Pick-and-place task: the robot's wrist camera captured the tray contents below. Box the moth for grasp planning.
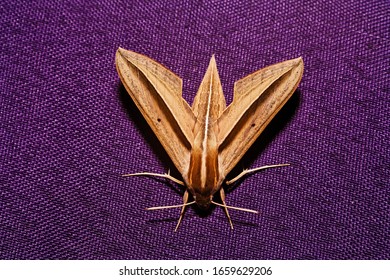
[116,48,304,231]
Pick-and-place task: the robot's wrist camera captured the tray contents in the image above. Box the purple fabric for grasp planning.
[1,1,389,260]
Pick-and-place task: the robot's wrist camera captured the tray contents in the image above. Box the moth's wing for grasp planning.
[217,57,304,176]
[116,48,195,175]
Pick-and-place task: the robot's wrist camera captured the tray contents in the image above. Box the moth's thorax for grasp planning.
[184,124,222,208]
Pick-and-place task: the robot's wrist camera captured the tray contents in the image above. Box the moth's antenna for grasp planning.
[225,164,290,185]
[211,201,258,214]
[122,170,185,186]
[146,201,195,211]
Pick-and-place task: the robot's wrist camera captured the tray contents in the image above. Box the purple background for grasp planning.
[1,1,389,259]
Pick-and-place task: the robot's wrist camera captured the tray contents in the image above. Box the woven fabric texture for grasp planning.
[1,1,389,259]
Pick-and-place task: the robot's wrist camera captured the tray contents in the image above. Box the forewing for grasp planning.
[116,48,196,175]
[217,57,304,176]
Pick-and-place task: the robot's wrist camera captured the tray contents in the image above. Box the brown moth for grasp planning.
[116,48,304,231]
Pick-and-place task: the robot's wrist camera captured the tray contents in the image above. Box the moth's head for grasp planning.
[193,193,213,210]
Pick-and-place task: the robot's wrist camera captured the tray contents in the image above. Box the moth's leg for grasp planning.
[225,164,290,185]
[174,190,189,232]
[220,188,234,229]
[122,170,185,186]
